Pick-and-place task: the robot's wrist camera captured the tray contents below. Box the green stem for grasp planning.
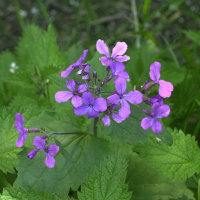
[14,0,25,29]
[51,132,88,136]
[131,0,140,48]
[36,0,52,25]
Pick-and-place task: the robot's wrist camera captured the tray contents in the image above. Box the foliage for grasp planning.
[1,0,200,199]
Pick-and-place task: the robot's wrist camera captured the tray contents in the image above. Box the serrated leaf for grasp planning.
[127,152,195,200]
[78,152,132,200]
[97,103,172,146]
[3,72,34,87]
[14,134,110,194]
[16,24,63,73]
[133,129,200,181]
[0,106,41,174]
[0,187,74,200]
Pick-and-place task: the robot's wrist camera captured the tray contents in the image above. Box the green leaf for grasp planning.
[97,103,172,146]
[127,152,195,200]
[78,152,132,200]
[14,134,110,194]
[133,128,200,181]
[16,24,63,72]
[27,107,87,133]
[0,187,74,200]
[0,106,41,174]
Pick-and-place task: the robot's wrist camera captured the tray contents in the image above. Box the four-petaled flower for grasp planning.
[96,39,130,67]
[74,92,107,119]
[28,136,59,168]
[14,113,28,147]
[149,61,173,98]
[55,79,88,107]
[61,49,90,78]
[102,104,124,126]
[141,102,170,134]
[107,78,143,119]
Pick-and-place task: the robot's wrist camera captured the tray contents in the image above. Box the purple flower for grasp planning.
[61,49,90,78]
[149,62,173,98]
[148,94,164,105]
[28,136,59,168]
[141,102,170,134]
[14,113,28,147]
[74,92,107,119]
[110,61,129,82]
[55,79,88,107]
[96,39,130,67]
[102,104,124,126]
[107,78,143,119]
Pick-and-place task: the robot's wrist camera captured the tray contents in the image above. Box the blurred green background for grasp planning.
[0,0,200,137]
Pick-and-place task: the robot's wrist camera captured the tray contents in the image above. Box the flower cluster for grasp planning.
[55,39,143,126]
[14,39,174,168]
[141,61,173,133]
[14,113,59,168]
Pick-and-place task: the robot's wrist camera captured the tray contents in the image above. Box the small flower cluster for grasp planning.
[14,113,59,168]
[141,61,173,133]
[14,39,174,168]
[55,39,143,126]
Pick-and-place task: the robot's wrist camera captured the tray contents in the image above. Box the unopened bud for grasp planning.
[93,70,97,79]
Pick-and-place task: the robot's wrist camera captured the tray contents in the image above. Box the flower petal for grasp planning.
[102,115,110,126]
[93,97,107,112]
[82,92,95,105]
[74,105,89,116]
[111,113,124,123]
[66,79,76,91]
[111,42,128,58]
[158,80,173,98]
[78,49,89,63]
[77,83,88,93]
[123,90,143,104]
[115,77,127,95]
[149,61,161,82]
[99,56,110,67]
[15,129,28,148]
[115,55,130,62]
[61,65,74,78]
[148,95,163,105]
[110,104,120,110]
[115,62,125,72]
[110,60,116,73]
[107,94,120,104]
[87,108,99,119]
[55,91,73,103]
[72,95,83,107]
[28,149,38,159]
[96,39,110,57]
[118,99,131,119]
[152,103,170,118]
[33,136,46,150]
[48,144,59,156]
[44,153,56,168]
[151,119,162,134]
[14,113,24,132]
[141,117,154,130]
